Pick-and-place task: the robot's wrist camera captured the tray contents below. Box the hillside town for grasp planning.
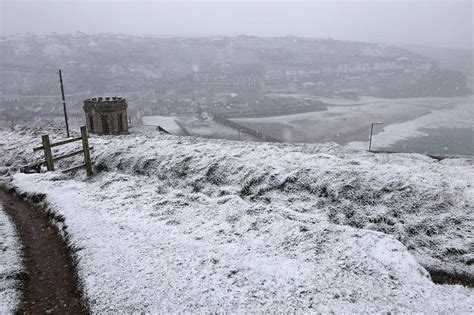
[0,33,469,127]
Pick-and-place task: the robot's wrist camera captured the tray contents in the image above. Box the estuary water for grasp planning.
[379,127,473,156]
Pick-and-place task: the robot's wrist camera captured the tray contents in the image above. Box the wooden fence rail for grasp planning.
[30,126,93,177]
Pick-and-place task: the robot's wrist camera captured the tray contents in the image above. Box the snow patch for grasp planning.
[141,116,184,134]
[0,205,23,314]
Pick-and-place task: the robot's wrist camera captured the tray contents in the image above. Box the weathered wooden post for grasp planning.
[81,126,93,177]
[58,70,70,138]
[41,135,54,171]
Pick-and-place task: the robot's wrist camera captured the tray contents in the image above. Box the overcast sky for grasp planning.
[1,1,472,49]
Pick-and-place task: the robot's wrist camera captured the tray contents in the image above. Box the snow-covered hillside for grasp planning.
[0,126,473,312]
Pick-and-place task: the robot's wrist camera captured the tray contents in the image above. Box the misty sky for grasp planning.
[1,1,472,49]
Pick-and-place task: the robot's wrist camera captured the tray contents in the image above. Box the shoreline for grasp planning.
[229,96,472,147]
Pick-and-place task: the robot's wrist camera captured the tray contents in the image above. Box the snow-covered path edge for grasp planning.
[0,203,23,314]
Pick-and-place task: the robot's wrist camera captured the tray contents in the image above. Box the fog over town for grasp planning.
[0,1,473,314]
[1,0,473,153]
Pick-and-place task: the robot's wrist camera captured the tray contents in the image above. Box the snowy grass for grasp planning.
[0,204,23,314]
[1,126,473,312]
[11,172,473,312]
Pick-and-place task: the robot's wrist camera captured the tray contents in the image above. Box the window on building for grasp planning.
[89,114,94,132]
[118,113,123,131]
[101,114,110,134]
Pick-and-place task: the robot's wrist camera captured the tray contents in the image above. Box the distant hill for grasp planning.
[0,34,469,98]
[401,44,473,77]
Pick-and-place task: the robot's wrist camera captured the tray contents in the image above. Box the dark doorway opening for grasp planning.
[101,114,110,134]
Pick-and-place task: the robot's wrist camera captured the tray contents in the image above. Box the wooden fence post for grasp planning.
[81,126,93,177]
[41,135,54,171]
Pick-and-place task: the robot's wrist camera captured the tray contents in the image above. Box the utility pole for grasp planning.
[369,122,383,151]
[58,69,70,138]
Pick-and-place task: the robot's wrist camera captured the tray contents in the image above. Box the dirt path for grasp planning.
[0,187,87,314]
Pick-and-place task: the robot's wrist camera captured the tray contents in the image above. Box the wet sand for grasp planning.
[232,96,471,145]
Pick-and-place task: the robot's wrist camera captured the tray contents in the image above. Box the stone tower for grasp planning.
[83,97,129,135]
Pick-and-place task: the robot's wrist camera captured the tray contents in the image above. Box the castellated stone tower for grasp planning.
[83,97,128,135]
